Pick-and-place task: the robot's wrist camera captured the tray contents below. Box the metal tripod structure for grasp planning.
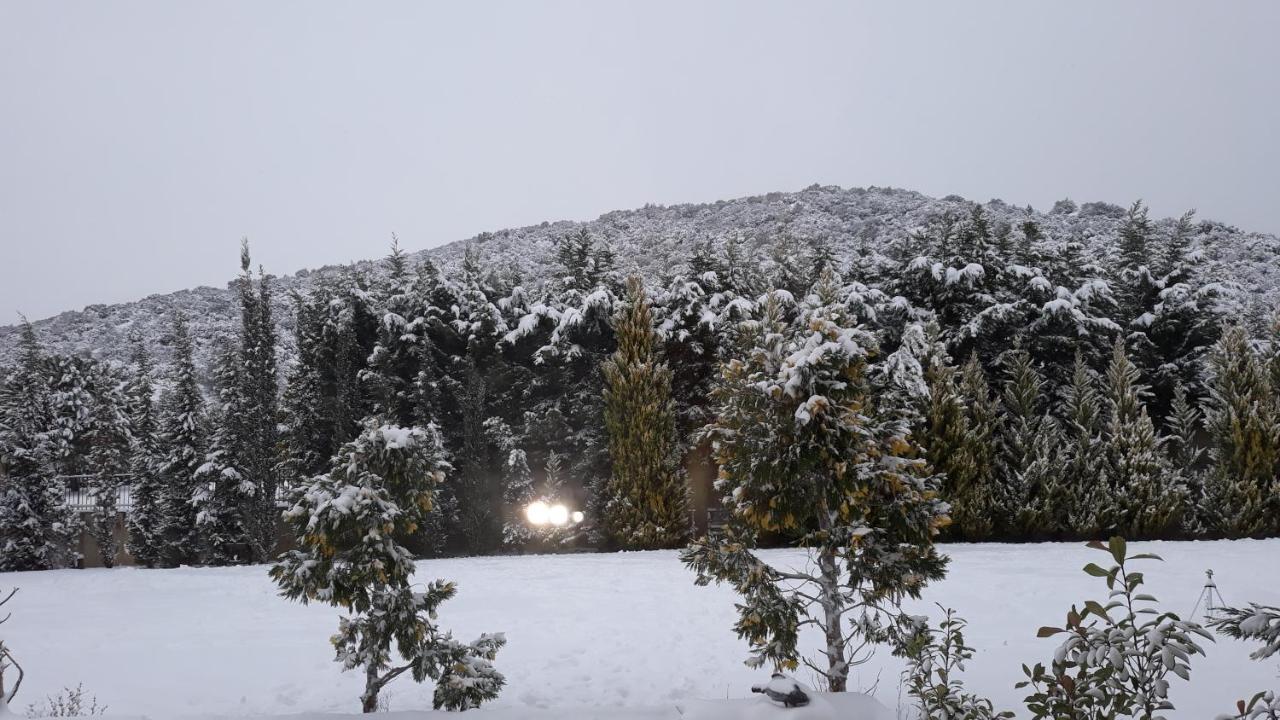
[1190,568,1227,622]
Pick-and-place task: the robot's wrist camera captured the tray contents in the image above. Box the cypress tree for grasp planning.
[998,345,1062,538]
[236,242,281,561]
[953,354,1002,540]
[1057,353,1113,538]
[1201,325,1278,537]
[1101,338,1179,538]
[1165,382,1206,537]
[601,275,688,550]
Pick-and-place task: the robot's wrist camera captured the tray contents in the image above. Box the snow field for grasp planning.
[3,540,1277,718]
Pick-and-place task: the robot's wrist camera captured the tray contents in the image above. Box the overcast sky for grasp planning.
[2,1,1277,322]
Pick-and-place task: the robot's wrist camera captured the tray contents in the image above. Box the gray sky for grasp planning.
[2,1,1278,322]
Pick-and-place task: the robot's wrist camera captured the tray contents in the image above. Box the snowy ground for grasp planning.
[3,540,1278,719]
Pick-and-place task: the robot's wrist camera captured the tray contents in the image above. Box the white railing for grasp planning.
[62,478,135,513]
[60,476,291,514]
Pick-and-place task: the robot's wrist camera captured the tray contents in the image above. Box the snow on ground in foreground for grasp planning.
[4,540,1278,719]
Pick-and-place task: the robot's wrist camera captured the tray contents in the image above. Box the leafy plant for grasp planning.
[1210,603,1280,719]
[1018,537,1212,720]
[895,604,1012,719]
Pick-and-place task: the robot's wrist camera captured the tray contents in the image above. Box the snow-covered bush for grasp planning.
[1017,537,1211,719]
[270,421,505,713]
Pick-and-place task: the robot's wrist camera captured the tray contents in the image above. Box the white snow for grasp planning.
[2,541,1278,719]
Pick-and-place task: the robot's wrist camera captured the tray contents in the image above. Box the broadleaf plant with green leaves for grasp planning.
[1017,536,1212,720]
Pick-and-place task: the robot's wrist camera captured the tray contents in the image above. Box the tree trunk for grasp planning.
[361,666,381,713]
[817,545,849,692]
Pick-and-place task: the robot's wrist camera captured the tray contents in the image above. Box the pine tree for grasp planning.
[270,421,505,713]
[601,275,688,549]
[192,345,255,564]
[683,274,949,692]
[156,311,206,566]
[1100,338,1179,538]
[0,321,79,570]
[124,333,166,567]
[83,360,132,568]
[1201,325,1278,537]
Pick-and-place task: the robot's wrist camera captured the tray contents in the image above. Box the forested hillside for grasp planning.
[2,185,1278,372]
[3,184,1279,572]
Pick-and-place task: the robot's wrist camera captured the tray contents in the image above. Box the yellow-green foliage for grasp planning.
[601,275,688,549]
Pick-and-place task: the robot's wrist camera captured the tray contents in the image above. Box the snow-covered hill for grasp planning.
[3,185,1278,372]
[4,541,1278,719]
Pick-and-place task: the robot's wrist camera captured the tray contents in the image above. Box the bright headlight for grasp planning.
[548,504,569,527]
[525,501,550,526]
[571,511,584,524]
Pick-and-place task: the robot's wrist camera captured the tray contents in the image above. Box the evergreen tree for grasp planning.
[952,354,1003,540]
[1166,382,1206,537]
[1056,353,1113,538]
[123,333,165,566]
[192,345,256,564]
[683,274,949,692]
[270,421,505,713]
[997,345,1063,538]
[1100,338,1179,538]
[1201,325,1278,537]
[601,275,688,549]
[0,321,78,570]
[82,360,132,568]
[156,311,206,566]
[234,242,281,561]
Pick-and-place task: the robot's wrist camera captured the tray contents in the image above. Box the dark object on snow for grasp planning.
[751,673,810,708]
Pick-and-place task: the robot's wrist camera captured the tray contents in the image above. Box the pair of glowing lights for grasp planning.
[525,500,584,527]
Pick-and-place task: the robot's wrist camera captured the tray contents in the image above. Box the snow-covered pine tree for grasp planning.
[234,242,281,561]
[277,290,331,490]
[488,418,536,551]
[683,272,949,692]
[156,311,206,567]
[82,360,132,568]
[1200,325,1279,538]
[1101,338,1180,538]
[363,239,429,427]
[1142,210,1227,417]
[601,275,688,550]
[123,332,166,567]
[505,231,619,546]
[192,344,255,564]
[1056,353,1114,539]
[997,344,1064,539]
[441,246,515,555]
[0,321,78,570]
[270,421,505,713]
